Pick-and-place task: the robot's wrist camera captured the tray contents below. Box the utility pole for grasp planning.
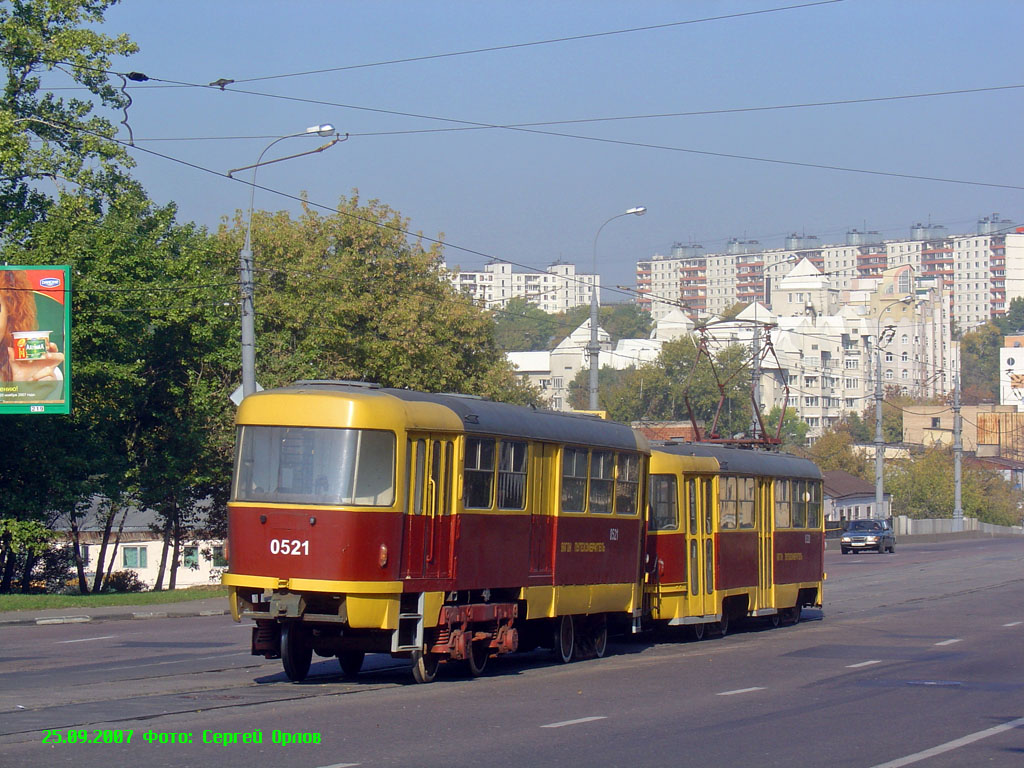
[953,373,963,532]
[874,342,885,517]
[750,322,761,439]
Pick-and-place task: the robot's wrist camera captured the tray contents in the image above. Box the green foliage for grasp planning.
[104,569,146,593]
[885,447,1022,526]
[550,303,652,349]
[803,426,869,479]
[0,0,138,237]
[567,335,751,437]
[959,322,1001,404]
[219,195,537,405]
[994,297,1024,335]
[764,406,810,449]
[492,297,560,351]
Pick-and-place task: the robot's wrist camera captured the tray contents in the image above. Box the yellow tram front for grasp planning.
[223,381,464,680]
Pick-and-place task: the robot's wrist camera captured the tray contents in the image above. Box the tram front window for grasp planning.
[233,426,396,506]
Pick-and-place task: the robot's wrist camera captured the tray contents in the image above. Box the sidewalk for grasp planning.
[0,596,229,627]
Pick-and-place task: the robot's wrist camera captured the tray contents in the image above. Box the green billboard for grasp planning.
[0,266,71,415]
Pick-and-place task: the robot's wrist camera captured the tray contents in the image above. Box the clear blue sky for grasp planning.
[97,0,1023,300]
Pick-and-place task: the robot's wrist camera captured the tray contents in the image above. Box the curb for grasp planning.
[0,607,228,628]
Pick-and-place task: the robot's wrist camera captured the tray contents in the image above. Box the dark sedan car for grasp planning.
[840,519,896,554]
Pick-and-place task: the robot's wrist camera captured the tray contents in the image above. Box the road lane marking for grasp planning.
[717,687,765,696]
[55,635,116,644]
[315,764,360,768]
[846,660,882,668]
[868,716,1024,768]
[934,638,962,646]
[541,716,607,728]
[1004,621,1022,627]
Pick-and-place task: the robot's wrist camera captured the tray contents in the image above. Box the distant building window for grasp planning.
[931,417,941,428]
[212,545,228,568]
[123,546,147,569]
[183,546,199,570]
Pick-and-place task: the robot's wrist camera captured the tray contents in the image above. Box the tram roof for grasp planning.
[652,441,821,480]
[280,381,649,453]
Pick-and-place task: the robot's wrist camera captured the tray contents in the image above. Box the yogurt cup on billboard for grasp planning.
[11,330,51,360]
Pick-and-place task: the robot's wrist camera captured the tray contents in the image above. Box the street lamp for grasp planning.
[874,295,914,518]
[228,125,341,400]
[589,206,646,410]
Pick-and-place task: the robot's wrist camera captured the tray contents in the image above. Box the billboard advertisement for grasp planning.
[0,266,70,415]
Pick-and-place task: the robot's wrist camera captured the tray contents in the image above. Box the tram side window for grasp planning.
[590,451,615,514]
[615,453,641,515]
[774,479,792,528]
[464,437,496,509]
[498,440,528,510]
[648,474,678,531]
[688,479,698,535]
[807,481,822,528]
[738,476,756,529]
[719,476,738,530]
[561,447,588,513]
[792,479,808,528]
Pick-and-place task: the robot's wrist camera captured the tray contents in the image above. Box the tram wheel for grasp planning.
[592,616,608,659]
[689,622,706,642]
[468,640,490,676]
[716,611,730,637]
[786,605,802,624]
[281,623,312,682]
[768,612,782,629]
[555,615,575,663]
[411,649,440,684]
[338,650,364,678]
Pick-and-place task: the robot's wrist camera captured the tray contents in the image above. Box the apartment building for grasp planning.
[636,216,1021,333]
[446,261,596,313]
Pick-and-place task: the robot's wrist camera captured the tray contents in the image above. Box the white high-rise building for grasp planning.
[445,261,596,314]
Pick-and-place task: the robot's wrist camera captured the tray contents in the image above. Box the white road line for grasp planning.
[846,660,882,668]
[315,764,360,768]
[716,687,765,696]
[1004,621,1022,627]
[55,635,116,644]
[868,716,1024,768]
[934,638,962,646]
[541,716,607,729]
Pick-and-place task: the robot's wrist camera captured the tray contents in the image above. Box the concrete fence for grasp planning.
[893,515,1024,537]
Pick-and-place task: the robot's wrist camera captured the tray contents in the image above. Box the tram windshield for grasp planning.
[232,426,396,506]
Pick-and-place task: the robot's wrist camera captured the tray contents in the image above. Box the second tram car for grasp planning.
[223,381,824,682]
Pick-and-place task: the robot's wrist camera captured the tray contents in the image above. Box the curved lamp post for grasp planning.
[228,125,340,400]
[874,295,914,517]
[588,206,646,411]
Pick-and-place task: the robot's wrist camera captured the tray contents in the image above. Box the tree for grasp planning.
[885,447,1022,526]
[803,425,869,479]
[550,303,652,348]
[492,297,559,351]
[764,406,810,449]
[0,0,138,238]
[959,322,1001,404]
[219,195,536,404]
[1,190,238,592]
[994,297,1024,335]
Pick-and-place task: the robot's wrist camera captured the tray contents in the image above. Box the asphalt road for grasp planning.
[1,537,1022,768]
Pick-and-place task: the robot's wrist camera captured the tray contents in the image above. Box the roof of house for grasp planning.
[823,469,876,499]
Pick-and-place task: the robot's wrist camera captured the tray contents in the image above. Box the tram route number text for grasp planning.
[270,538,309,556]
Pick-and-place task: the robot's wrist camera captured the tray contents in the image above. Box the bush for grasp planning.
[104,570,147,593]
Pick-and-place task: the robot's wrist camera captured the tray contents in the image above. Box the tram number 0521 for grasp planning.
[269,539,309,556]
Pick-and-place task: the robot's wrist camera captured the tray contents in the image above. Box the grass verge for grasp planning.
[0,584,227,613]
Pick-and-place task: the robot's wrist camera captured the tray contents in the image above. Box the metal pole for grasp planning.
[953,373,963,532]
[588,207,645,410]
[874,344,884,516]
[230,127,340,400]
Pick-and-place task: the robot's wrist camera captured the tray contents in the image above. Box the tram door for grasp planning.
[402,436,455,581]
[686,476,716,618]
[528,444,555,577]
[756,478,775,612]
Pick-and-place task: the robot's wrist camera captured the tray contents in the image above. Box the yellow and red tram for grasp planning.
[644,443,824,638]
[223,381,824,682]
